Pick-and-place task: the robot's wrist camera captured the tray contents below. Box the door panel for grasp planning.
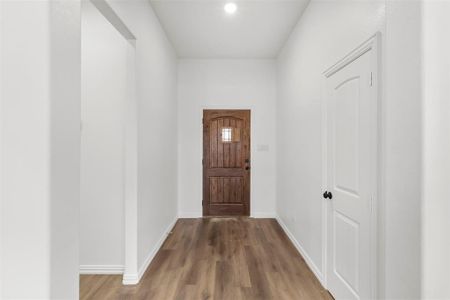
[209,177,244,204]
[334,77,360,195]
[203,110,250,216]
[326,49,374,300]
[334,211,360,294]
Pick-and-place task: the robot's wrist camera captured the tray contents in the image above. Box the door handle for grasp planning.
[245,158,250,170]
[323,191,333,199]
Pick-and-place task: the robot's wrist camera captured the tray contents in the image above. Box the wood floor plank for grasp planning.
[80,218,331,300]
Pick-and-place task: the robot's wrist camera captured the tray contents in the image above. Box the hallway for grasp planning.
[3,0,450,299]
[80,218,331,300]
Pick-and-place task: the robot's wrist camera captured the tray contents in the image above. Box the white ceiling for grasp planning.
[149,0,310,58]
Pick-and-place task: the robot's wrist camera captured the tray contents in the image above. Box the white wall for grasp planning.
[422,1,450,298]
[80,0,129,272]
[277,0,427,298]
[177,59,277,218]
[383,1,423,298]
[0,2,4,296]
[276,0,385,287]
[1,0,80,298]
[105,0,178,281]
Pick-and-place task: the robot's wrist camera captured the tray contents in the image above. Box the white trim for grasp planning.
[320,63,329,286]
[89,0,136,40]
[0,3,3,296]
[369,33,381,300]
[123,39,139,287]
[371,32,382,300]
[122,273,139,285]
[322,32,381,300]
[323,33,379,78]
[80,265,124,275]
[177,212,276,218]
[251,212,277,218]
[178,212,202,218]
[122,217,178,285]
[276,216,326,287]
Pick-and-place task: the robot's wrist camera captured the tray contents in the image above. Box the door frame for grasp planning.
[321,33,382,299]
[202,108,251,217]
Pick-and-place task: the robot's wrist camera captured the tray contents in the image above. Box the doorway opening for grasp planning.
[80,0,138,285]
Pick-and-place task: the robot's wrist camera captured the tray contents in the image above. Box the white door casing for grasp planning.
[323,34,379,300]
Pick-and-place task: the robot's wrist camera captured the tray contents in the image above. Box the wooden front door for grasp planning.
[203,110,250,216]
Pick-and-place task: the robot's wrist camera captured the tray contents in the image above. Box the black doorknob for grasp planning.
[323,191,333,199]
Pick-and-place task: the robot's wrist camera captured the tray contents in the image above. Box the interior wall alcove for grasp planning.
[80,0,139,284]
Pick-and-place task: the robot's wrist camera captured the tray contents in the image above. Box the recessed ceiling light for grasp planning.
[224,2,237,14]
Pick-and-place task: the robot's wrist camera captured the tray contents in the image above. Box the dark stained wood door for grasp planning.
[203,110,250,216]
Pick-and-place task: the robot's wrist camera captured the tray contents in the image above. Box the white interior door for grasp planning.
[325,44,377,300]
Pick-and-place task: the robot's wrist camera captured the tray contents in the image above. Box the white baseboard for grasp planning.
[80,265,124,275]
[122,217,178,285]
[251,212,276,218]
[177,212,277,218]
[178,212,202,218]
[276,215,325,286]
[122,273,139,285]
